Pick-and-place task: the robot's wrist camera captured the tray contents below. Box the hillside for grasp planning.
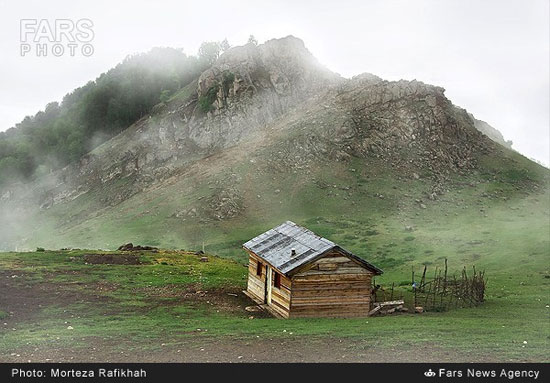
[0,47,206,185]
[0,35,549,363]
[0,36,548,260]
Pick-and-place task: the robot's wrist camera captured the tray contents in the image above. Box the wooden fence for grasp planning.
[412,259,486,311]
[372,259,487,313]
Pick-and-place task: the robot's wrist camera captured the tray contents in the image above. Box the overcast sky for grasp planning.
[0,0,548,165]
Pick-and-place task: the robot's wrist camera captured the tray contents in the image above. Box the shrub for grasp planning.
[36,247,45,252]
[198,84,219,113]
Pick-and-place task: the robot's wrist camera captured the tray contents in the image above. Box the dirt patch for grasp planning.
[136,285,272,317]
[0,272,84,325]
[0,270,118,327]
[83,253,143,265]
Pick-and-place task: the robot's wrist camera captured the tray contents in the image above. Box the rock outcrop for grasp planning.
[189,36,340,148]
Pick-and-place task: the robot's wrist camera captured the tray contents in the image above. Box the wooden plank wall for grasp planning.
[246,253,265,303]
[245,251,292,318]
[268,272,292,319]
[289,251,374,318]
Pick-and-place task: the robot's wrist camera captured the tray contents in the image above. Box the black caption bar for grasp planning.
[1,363,548,382]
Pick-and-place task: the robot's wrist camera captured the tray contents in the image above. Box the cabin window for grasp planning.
[256,261,262,276]
[274,272,281,288]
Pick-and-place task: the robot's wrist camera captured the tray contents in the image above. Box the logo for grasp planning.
[20,19,95,57]
[424,369,436,377]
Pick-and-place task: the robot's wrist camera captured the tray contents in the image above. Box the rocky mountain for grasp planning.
[0,36,547,253]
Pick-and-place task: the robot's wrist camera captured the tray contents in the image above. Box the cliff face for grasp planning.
[0,36,543,251]
[191,36,341,148]
[331,75,492,171]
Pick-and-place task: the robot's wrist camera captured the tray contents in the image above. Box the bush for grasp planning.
[198,84,220,113]
[36,247,45,252]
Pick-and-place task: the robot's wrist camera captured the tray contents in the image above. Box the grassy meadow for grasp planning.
[0,180,548,361]
[0,141,548,361]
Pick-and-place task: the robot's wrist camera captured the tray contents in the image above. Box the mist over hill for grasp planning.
[0,47,207,185]
[0,36,547,253]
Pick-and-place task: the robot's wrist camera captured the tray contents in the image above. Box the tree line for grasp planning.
[0,37,257,186]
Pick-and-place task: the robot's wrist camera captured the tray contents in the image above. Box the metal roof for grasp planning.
[243,221,383,276]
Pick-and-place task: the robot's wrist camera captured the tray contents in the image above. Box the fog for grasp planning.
[0,0,548,165]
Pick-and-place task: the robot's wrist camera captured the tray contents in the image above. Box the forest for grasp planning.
[0,41,227,186]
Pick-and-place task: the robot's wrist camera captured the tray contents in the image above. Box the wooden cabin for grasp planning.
[243,221,383,318]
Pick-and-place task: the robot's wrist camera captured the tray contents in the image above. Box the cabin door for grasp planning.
[266,266,272,305]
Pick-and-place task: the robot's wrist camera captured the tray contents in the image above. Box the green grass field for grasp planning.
[0,180,548,361]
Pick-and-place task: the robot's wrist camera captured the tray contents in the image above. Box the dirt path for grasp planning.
[1,336,499,363]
